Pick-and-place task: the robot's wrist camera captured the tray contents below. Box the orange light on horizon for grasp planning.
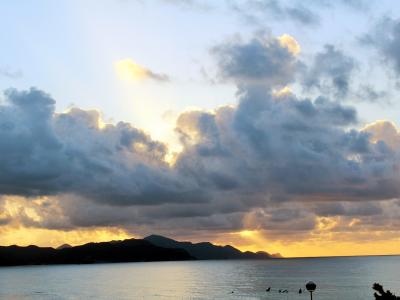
[1,222,399,258]
[0,225,133,248]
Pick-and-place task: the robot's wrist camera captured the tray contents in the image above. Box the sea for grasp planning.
[0,256,399,299]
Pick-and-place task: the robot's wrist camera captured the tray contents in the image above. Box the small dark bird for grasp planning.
[266,287,271,292]
[279,289,282,293]
[299,288,302,294]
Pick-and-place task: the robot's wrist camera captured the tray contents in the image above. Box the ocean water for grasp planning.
[0,256,399,299]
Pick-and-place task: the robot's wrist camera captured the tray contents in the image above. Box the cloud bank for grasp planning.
[1,32,400,250]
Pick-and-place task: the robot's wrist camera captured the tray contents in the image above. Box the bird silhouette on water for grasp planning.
[266,287,290,294]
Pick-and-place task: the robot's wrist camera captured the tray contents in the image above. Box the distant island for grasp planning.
[0,235,280,266]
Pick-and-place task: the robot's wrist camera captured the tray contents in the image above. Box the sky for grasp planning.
[1,0,400,257]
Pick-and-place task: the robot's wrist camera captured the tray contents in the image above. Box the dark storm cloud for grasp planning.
[211,33,300,86]
[0,88,204,206]
[174,85,398,205]
[313,202,383,217]
[302,44,357,98]
[2,32,400,237]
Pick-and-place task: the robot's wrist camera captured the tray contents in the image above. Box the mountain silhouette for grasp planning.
[0,239,193,266]
[0,235,280,266]
[56,244,72,250]
[144,235,278,259]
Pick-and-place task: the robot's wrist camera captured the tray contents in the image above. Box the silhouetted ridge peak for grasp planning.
[144,234,276,260]
[0,238,192,266]
[57,244,72,250]
[0,235,280,266]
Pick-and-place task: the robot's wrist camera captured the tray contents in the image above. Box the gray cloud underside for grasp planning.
[1,32,400,237]
[211,33,300,86]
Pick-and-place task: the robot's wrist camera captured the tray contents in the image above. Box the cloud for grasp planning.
[174,87,398,207]
[228,0,374,28]
[0,88,201,206]
[278,34,301,55]
[159,0,213,10]
[2,32,400,245]
[211,33,301,87]
[362,120,400,150]
[356,85,388,104]
[311,0,373,11]
[147,0,375,31]
[0,67,22,79]
[313,202,383,217]
[361,17,400,77]
[1,84,400,240]
[230,0,320,26]
[302,44,357,98]
[114,59,170,82]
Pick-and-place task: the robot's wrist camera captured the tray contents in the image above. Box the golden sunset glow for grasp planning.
[114,59,150,81]
[210,226,400,258]
[5,2,400,300]
[2,223,400,258]
[273,85,292,97]
[2,1,400,265]
[278,34,301,55]
[361,119,400,149]
[114,58,169,83]
[0,196,132,247]
[0,226,132,248]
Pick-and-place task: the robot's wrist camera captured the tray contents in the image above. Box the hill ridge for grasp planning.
[144,234,279,260]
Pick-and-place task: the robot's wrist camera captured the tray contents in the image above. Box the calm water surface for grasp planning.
[0,256,399,299]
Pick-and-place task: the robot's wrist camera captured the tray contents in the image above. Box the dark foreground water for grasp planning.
[0,256,399,299]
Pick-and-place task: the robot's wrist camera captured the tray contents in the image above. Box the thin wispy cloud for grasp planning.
[0,67,22,79]
[114,59,170,82]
